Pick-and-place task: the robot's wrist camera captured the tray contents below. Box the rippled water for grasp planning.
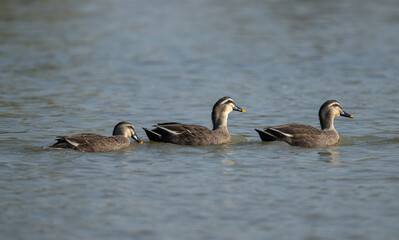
[1,0,399,239]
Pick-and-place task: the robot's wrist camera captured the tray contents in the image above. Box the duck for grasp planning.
[47,122,143,152]
[255,100,353,147]
[143,96,245,145]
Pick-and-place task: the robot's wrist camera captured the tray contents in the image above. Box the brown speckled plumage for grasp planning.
[255,100,353,148]
[143,96,245,146]
[46,122,142,152]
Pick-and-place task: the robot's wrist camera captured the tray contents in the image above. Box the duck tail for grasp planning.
[255,129,277,141]
[143,128,162,142]
[47,136,74,149]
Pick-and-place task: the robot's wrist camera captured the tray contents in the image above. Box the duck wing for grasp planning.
[255,124,307,141]
[50,133,98,148]
[51,133,130,152]
[266,124,321,139]
[63,133,102,147]
[143,122,214,145]
[263,124,338,147]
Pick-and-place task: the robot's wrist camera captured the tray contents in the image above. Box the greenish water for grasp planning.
[1,0,399,239]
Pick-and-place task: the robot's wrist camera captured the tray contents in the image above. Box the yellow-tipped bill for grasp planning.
[340,111,353,118]
[132,134,143,144]
[233,106,245,112]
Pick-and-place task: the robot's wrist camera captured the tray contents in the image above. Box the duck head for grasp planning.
[212,96,245,130]
[319,100,353,130]
[113,122,143,144]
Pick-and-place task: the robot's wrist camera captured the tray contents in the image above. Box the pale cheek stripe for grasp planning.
[219,98,233,105]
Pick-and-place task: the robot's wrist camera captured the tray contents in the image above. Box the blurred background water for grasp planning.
[1,0,399,239]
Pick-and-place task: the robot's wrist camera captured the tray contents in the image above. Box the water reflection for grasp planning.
[221,159,236,166]
[318,147,341,163]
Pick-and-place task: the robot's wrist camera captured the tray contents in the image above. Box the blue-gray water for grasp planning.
[1,0,399,239]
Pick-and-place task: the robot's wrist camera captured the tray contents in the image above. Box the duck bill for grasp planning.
[233,106,246,112]
[340,111,354,118]
[132,134,143,144]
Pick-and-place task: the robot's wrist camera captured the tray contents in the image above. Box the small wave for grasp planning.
[339,135,399,147]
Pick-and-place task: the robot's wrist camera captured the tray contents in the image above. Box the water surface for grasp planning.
[1,0,399,239]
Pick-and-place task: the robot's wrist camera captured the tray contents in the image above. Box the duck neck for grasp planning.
[113,128,128,137]
[212,111,229,132]
[320,113,335,130]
